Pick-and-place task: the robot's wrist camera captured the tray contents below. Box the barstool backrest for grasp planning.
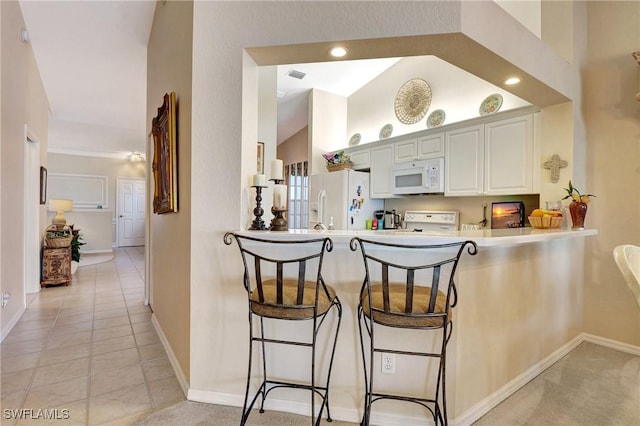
[350,238,477,324]
[224,233,333,308]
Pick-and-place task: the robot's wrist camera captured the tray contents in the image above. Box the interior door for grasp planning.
[118,177,145,247]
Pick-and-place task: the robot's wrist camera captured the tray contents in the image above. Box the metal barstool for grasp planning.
[224,232,342,426]
[350,237,477,425]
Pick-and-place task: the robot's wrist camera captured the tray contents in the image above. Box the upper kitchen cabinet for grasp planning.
[484,114,537,195]
[445,125,484,196]
[445,112,539,196]
[394,132,445,163]
[346,147,371,171]
[370,144,394,198]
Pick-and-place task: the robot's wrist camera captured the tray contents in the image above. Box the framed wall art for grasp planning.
[151,91,178,214]
[40,166,47,205]
[257,142,265,174]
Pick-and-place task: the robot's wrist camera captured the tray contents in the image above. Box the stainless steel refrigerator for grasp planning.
[308,169,383,230]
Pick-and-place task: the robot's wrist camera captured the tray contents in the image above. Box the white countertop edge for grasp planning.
[231,228,598,247]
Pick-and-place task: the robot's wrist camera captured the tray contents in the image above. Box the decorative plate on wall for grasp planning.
[379,124,393,140]
[479,93,503,116]
[349,133,361,146]
[394,78,432,125]
[427,109,446,128]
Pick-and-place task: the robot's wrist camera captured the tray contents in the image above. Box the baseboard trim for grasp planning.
[187,388,433,425]
[452,334,584,426]
[151,314,190,396]
[582,332,640,356]
[1,305,26,342]
[186,333,640,426]
[82,249,113,255]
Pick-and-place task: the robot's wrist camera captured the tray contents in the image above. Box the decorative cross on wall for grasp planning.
[543,154,568,183]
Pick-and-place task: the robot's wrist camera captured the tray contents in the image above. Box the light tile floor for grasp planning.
[1,247,186,425]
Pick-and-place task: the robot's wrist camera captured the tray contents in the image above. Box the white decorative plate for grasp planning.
[479,93,503,115]
[427,109,446,128]
[394,78,432,125]
[349,133,361,146]
[379,124,393,140]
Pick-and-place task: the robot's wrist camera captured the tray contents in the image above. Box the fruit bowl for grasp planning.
[528,215,563,229]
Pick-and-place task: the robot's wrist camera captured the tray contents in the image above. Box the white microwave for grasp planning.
[391,158,445,195]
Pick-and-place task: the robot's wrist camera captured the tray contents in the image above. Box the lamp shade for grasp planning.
[49,199,73,213]
[49,199,73,229]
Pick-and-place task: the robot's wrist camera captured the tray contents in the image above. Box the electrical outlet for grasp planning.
[381,353,396,374]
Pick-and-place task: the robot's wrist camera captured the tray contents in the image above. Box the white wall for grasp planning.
[347,56,530,147]
[309,89,348,174]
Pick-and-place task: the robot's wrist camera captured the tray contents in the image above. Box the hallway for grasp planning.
[1,247,185,425]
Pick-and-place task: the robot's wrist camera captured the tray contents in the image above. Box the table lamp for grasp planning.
[49,199,73,229]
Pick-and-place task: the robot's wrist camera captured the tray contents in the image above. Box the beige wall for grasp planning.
[146,0,193,381]
[186,1,583,421]
[45,153,145,252]
[583,1,640,345]
[1,1,49,336]
[277,126,308,166]
[47,153,146,212]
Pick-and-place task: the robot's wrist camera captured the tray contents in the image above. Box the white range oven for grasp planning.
[403,210,459,232]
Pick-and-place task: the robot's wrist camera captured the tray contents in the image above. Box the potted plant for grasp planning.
[562,180,595,230]
[69,224,85,274]
[322,151,353,172]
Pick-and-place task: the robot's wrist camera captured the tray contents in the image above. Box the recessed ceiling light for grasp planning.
[504,77,521,85]
[330,47,348,58]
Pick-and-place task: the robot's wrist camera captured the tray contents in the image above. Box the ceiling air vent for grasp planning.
[287,69,306,80]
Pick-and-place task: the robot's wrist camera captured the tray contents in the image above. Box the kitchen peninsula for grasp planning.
[233,226,597,423]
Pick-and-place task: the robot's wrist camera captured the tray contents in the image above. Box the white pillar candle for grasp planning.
[270,159,283,181]
[273,184,287,209]
[252,174,265,187]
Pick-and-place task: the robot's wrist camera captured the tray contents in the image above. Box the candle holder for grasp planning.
[270,178,284,185]
[270,207,288,231]
[249,185,268,230]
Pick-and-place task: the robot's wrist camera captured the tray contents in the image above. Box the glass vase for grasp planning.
[569,201,588,230]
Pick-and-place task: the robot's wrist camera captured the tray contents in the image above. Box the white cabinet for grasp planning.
[348,148,371,170]
[394,132,445,163]
[394,138,418,163]
[370,145,394,199]
[445,125,484,196]
[417,132,445,158]
[484,114,535,195]
[445,113,537,196]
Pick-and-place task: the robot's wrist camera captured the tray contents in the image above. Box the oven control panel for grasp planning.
[403,210,459,231]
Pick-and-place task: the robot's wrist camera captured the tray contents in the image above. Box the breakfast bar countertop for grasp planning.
[236,227,598,247]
